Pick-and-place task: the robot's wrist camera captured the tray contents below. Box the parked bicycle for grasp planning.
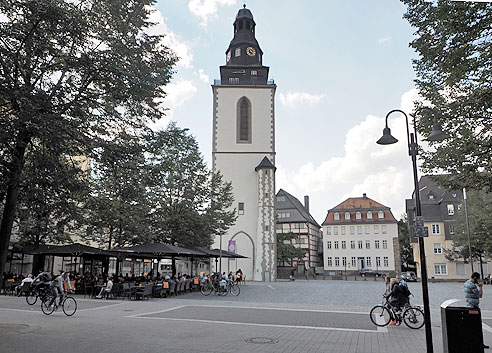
[41,290,77,316]
[200,273,240,297]
[369,294,424,329]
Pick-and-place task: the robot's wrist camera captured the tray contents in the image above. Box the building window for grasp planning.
[378,211,384,219]
[383,257,389,267]
[367,211,373,219]
[447,204,455,216]
[351,241,355,249]
[334,227,338,235]
[351,257,356,267]
[334,241,339,249]
[335,257,340,267]
[327,257,332,267]
[356,212,362,220]
[326,227,331,235]
[432,224,441,234]
[238,202,244,215]
[434,263,448,275]
[277,212,291,218]
[365,226,370,234]
[434,243,442,254]
[375,240,380,249]
[350,226,355,235]
[456,262,466,275]
[449,224,455,235]
[374,225,379,234]
[376,257,381,267]
[235,47,241,56]
[357,226,362,234]
[229,77,239,84]
[342,257,347,266]
[382,225,387,234]
[334,212,340,221]
[341,241,346,249]
[251,70,257,76]
[276,196,285,202]
[358,241,363,249]
[345,212,350,220]
[327,241,332,249]
[237,97,251,143]
[366,257,372,267]
[382,240,387,249]
[366,240,370,249]
[341,226,346,235]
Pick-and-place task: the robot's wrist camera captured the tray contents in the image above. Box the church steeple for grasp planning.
[220,5,269,85]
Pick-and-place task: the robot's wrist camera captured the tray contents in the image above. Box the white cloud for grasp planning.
[278,91,326,108]
[188,0,236,26]
[276,88,427,223]
[150,79,198,130]
[147,7,193,68]
[378,36,392,45]
[197,69,210,83]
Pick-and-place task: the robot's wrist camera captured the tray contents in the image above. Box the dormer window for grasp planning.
[251,70,257,76]
[356,212,361,220]
[344,212,350,220]
[378,211,384,219]
[367,211,373,219]
[334,213,340,221]
[235,48,241,57]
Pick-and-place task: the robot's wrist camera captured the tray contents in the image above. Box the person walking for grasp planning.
[464,272,489,349]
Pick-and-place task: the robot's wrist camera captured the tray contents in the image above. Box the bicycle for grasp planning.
[369,294,424,329]
[41,290,77,316]
[200,273,239,296]
[26,282,51,306]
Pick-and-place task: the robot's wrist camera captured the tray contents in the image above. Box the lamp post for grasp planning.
[463,187,474,273]
[377,107,448,353]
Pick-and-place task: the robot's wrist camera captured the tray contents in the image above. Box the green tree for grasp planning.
[443,188,492,274]
[0,0,177,276]
[402,0,492,190]
[146,124,236,247]
[85,132,152,249]
[398,214,414,270]
[276,232,306,266]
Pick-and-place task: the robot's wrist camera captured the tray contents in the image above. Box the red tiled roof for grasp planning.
[322,196,397,225]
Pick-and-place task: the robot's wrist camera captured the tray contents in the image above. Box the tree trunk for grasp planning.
[0,128,30,278]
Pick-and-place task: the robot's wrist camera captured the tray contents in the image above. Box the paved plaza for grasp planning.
[1,280,491,352]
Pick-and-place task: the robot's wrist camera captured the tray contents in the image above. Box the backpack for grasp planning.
[39,272,52,282]
[401,284,411,297]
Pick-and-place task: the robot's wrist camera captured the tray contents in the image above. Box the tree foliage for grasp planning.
[0,0,177,275]
[443,187,492,263]
[398,214,414,269]
[276,232,306,265]
[402,0,492,190]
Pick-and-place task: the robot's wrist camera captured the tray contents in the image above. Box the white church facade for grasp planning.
[211,6,277,281]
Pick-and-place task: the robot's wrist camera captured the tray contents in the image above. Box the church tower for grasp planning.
[212,5,276,281]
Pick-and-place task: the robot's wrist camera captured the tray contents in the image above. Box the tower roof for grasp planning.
[236,5,253,20]
[255,156,276,171]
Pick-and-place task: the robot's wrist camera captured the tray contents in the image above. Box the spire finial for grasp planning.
[243,3,246,9]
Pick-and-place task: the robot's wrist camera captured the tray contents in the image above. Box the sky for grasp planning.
[150,0,436,225]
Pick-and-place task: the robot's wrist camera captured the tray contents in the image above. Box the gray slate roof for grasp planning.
[275,189,321,228]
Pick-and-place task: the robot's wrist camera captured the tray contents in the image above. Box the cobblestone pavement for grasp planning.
[0,280,490,353]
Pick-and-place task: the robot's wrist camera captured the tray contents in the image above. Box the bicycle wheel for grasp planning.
[26,291,37,305]
[62,296,77,316]
[200,282,213,296]
[229,283,240,296]
[369,305,391,327]
[403,307,425,329]
[40,294,55,315]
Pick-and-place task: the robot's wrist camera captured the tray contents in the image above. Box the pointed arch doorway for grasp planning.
[229,231,255,280]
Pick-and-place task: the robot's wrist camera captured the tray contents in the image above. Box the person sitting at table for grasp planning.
[96,277,113,299]
[15,274,33,296]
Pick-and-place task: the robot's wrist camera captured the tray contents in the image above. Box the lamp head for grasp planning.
[425,122,449,142]
[377,127,398,145]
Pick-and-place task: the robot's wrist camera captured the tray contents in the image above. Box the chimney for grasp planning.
[363,193,367,199]
[304,195,310,213]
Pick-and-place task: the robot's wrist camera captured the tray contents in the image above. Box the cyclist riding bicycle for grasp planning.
[385,277,408,312]
[48,272,71,308]
[32,269,53,295]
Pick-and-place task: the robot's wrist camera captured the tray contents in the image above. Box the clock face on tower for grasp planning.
[246,47,256,56]
[226,51,231,62]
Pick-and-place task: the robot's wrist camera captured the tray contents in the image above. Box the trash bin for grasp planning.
[441,299,484,353]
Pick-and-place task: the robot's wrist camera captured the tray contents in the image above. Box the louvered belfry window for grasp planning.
[238,97,251,143]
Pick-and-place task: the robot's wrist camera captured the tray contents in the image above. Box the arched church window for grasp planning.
[237,97,251,143]
[239,21,243,30]
[246,21,250,30]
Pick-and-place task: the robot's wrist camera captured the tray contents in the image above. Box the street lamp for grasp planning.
[377,107,448,353]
